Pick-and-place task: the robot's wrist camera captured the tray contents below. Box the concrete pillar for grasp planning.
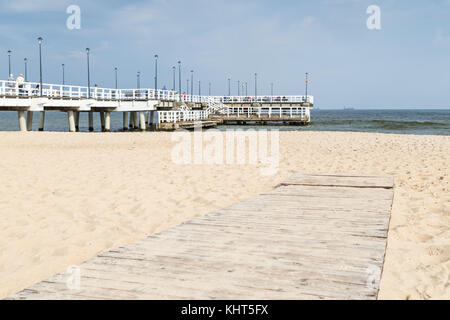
[123,112,129,131]
[75,111,80,132]
[133,112,139,129]
[18,110,26,132]
[39,111,45,131]
[129,112,134,129]
[67,111,76,132]
[139,112,146,131]
[105,112,111,132]
[88,112,94,132]
[149,111,156,131]
[26,111,33,131]
[100,111,105,132]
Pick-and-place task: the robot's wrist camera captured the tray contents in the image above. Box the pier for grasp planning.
[0,80,313,132]
[9,173,393,300]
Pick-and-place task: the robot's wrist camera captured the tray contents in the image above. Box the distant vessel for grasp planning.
[343,106,355,111]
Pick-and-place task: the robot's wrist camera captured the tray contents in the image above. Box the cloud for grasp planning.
[433,28,450,45]
[300,16,316,27]
[0,0,71,12]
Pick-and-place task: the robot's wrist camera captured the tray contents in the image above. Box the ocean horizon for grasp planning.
[0,109,448,136]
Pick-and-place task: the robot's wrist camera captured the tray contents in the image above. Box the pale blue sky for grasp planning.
[1,0,450,108]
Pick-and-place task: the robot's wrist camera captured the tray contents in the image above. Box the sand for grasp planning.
[0,131,448,300]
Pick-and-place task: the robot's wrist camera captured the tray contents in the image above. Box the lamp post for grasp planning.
[190,70,193,98]
[270,82,273,97]
[38,38,43,97]
[305,72,309,102]
[187,79,189,95]
[137,71,141,89]
[7,50,11,77]
[62,64,65,85]
[172,66,176,91]
[178,61,181,96]
[198,80,201,96]
[86,47,90,98]
[237,80,240,96]
[114,67,118,90]
[228,78,230,96]
[254,73,257,101]
[24,58,28,82]
[154,54,158,90]
[245,82,248,96]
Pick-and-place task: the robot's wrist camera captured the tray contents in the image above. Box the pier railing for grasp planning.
[158,110,210,123]
[0,79,313,105]
[181,95,313,104]
[223,106,310,119]
[0,80,178,101]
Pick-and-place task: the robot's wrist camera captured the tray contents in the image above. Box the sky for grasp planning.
[0,0,450,108]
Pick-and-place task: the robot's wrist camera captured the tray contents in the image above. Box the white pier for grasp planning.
[0,80,314,132]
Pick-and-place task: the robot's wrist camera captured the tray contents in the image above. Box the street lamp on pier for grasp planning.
[137,71,141,89]
[24,58,28,82]
[305,72,309,102]
[172,66,176,91]
[37,38,43,97]
[178,61,181,96]
[154,54,158,90]
[114,67,118,90]
[7,50,12,77]
[62,64,65,85]
[190,70,193,97]
[86,47,91,98]
[254,73,258,101]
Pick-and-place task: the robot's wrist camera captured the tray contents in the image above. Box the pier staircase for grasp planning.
[206,100,227,115]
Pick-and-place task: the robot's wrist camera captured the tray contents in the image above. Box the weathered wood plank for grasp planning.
[9,173,393,300]
[281,173,394,188]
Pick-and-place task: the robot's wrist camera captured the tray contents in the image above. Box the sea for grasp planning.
[0,109,448,136]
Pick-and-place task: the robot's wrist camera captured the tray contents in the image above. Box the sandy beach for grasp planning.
[0,131,448,299]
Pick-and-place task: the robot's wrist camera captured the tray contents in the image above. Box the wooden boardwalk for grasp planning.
[10,173,394,300]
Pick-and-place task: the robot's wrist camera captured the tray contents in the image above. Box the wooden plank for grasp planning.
[281,173,394,188]
[8,173,393,300]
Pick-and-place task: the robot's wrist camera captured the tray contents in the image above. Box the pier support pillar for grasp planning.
[139,112,146,131]
[105,112,111,132]
[26,111,33,131]
[67,111,76,132]
[129,112,134,129]
[75,112,80,132]
[148,111,156,131]
[133,112,139,130]
[18,111,27,132]
[123,112,129,131]
[39,111,45,131]
[100,112,105,132]
[88,112,94,132]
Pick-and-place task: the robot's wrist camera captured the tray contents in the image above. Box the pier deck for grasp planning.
[9,173,393,300]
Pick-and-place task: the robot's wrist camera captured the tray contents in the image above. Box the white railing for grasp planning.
[181,95,314,104]
[0,80,178,101]
[206,101,227,114]
[0,79,313,105]
[223,106,310,119]
[158,110,210,123]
